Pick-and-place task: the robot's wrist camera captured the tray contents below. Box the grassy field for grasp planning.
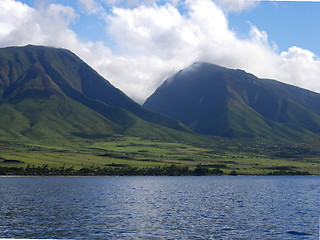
[0,136,320,175]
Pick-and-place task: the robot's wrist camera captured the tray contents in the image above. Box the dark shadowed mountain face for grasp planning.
[0,45,187,142]
[144,62,320,142]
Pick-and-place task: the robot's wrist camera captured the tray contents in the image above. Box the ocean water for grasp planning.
[0,176,319,239]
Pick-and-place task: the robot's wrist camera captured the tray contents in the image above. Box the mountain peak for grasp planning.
[144,62,320,142]
[0,45,188,142]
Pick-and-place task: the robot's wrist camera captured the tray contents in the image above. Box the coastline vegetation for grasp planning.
[0,136,319,176]
[0,164,224,176]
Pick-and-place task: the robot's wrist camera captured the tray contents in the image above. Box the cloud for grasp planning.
[0,0,79,47]
[101,0,180,7]
[266,0,320,1]
[78,0,101,13]
[215,0,320,12]
[77,0,109,17]
[215,0,258,12]
[277,47,320,93]
[0,0,31,37]
[1,0,320,103]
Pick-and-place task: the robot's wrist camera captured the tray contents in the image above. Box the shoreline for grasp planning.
[0,163,314,176]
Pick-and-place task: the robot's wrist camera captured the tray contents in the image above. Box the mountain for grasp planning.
[144,62,320,142]
[0,45,187,143]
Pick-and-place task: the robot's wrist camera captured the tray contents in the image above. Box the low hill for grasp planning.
[144,62,320,142]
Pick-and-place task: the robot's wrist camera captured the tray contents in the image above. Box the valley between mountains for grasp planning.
[0,45,319,175]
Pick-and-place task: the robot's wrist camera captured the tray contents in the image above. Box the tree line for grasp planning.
[0,164,223,176]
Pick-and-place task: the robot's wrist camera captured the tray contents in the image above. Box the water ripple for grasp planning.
[0,176,319,239]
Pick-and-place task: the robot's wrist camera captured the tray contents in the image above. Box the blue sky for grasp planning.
[229,1,320,56]
[1,0,320,103]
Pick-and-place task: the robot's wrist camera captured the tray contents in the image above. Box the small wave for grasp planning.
[221,228,234,231]
[287,231,311,236]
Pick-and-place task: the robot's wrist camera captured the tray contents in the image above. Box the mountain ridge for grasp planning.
[0,45,189,143]
[2,45,320,144]
[144,62,320,142]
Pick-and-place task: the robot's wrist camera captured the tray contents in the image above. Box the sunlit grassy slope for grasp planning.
[0,45,187,134]
[1,137,319,175]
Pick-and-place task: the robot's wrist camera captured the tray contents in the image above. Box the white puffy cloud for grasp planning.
[0,0,34,40]
[281,46,315,61]
[0,0,79,48]
[109,4,186,57]
[277,47,320,93]
[1,0,320,104]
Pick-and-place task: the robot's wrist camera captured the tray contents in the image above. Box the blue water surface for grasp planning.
[0,176,319,239]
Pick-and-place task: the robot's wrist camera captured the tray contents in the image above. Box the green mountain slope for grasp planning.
[0,45,188,144]
[144,62,320,142]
